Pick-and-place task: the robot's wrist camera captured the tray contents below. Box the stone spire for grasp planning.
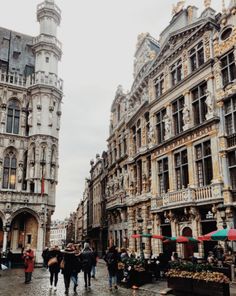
[204,0,211,8]
[222,0,227,13]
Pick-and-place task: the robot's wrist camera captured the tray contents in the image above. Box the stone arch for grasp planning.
[9,208,40,252]
[182,226,194,259]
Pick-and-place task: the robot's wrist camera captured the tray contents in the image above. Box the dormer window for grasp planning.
[221,27,233,41]
[170,59,182,86]
[189,41,204,72]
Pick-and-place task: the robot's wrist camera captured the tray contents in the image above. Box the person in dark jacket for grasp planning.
[104,245,120,291]
[91,247,98,278]
[61,243,76,295]
[42,247,49,268]
[7,248,13,269]
[71,244,82,293]
[47,245,62,291]
[79,242,94,289]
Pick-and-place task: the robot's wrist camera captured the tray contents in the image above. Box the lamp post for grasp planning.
[137,214,144,261]
[217,203,227,251]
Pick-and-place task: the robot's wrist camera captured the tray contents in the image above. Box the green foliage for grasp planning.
[169,261,213,272]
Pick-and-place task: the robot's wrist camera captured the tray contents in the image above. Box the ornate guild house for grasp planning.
[0,0,63,264]
[81,0,236,260]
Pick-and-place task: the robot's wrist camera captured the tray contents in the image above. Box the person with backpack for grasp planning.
[104,245,120,291]
[79,242,94,289]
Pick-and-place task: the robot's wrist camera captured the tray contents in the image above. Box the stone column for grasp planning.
[183,91,192,131]
[151,157,157,196]
[206,76,215,120]
[127,207,135,251]
[164,104,172,141]
[187,144,195,187]
[168,152,174,191]
[2,230,8,253]
[220,151,232,204]
[211,136,221,183]
[36,226,44,264]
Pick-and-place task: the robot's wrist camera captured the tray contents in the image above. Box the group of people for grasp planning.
[42,242,98,294]
[207,245,235,267]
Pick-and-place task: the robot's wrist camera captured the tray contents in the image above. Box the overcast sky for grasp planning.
[1,0,226,219]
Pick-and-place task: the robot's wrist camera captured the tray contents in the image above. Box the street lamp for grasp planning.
[137,214,144,261]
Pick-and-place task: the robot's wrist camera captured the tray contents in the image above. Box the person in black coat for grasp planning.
[104,245,120,291]
[61,243,76,295]
[79,243,95,289]
[47,245,62,291]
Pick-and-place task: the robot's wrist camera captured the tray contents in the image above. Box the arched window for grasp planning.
[6,99,20,134]
[3,151,17,189]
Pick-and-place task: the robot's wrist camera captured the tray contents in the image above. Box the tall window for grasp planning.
[221,51,236,87]
[156,108,166,144]
[175,149,189,189]
[189,42,204,72]
[172,96,184,135]
[155,74,164,98]
[195,141,213,186]
[171,59,182,86]
[228,150,236,190]
[6,99,20,134]
[3,151,17,189]
[158,157,169,194]
[224,96,236,135]
[191,82,207,125]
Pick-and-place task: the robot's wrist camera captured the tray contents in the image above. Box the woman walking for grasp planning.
[71,244,82,293]
[104,245,120,291]
[22,244,35,284]
[62,243,76,295]
[80,242,94,289]
[47,245,62,291]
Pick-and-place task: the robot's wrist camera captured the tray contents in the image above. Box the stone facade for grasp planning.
[77,1,236,260]
[50,220,67,248]
[0,0,63,264]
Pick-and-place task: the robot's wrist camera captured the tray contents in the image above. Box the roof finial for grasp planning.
[204,0,211,9]
[172,1,185,16]
[222,0,227,13]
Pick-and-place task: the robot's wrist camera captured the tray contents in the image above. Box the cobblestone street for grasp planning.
[0,262,163,296]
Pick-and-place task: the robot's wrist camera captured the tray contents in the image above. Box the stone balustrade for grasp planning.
[0,190,45,204]
[152,184,223,210]
[106,193,126,210]
[33,34,62,50]
[0,70,63,91]
[37,1,61,15]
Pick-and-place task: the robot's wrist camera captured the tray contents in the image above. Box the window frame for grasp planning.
[189,41,204,72]
[228,150,236,190]
[172,96,184,135]
[2,151,17,189]
[6,99,20,134]
[224,96,236,135]
[191,82,207,125]
[156,108,166,144]
[174,149,189,190]
[157,157,169,194]
[170,59,182,87]
[221,51,236,87]
[154,73,164,99]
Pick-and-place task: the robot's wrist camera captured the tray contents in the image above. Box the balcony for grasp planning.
[151,184,223,211]
[0,190,46,205]
[106,193,126,210]
[33,35,62,51]
[0,70,63,91]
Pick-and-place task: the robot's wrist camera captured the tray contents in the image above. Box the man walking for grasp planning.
[80,243,94,289]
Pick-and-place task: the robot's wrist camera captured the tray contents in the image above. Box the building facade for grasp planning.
[0,0,63,264]
[50,220,67,248]
[75,0,236,260]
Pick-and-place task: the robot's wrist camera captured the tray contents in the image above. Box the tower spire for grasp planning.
[222,0,227,13]
[204,0,211,9]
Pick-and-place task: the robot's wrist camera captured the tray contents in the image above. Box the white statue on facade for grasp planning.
[124,170,129,191]
[29,163,35,179]
[204,0,211,8]
[1,107,6,124]
[37,109,41,125]
[27,111,33,127]
[183,104,190,125]
[205,91,214,117]
[148,125,155,144]
[172,1,185,15]
[163,114,171,136]
[141,87,149,103]
[18,165,23,182]
[119,174,124,189]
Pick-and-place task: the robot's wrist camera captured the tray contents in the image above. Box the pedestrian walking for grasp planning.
[80,242,94,289]
[47,245,62,291]
[42,247,49,268]
[22,244,35,284]
[104,245,120,291]
[71,244,82,293]
[61,243,76,295]
[91,247,98,279]
[6,248,13,269]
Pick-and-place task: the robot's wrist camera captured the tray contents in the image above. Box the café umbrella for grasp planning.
[198,228,236,241]
[163,236,199,243]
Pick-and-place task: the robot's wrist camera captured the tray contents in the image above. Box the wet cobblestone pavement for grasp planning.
[0,262,160,296]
